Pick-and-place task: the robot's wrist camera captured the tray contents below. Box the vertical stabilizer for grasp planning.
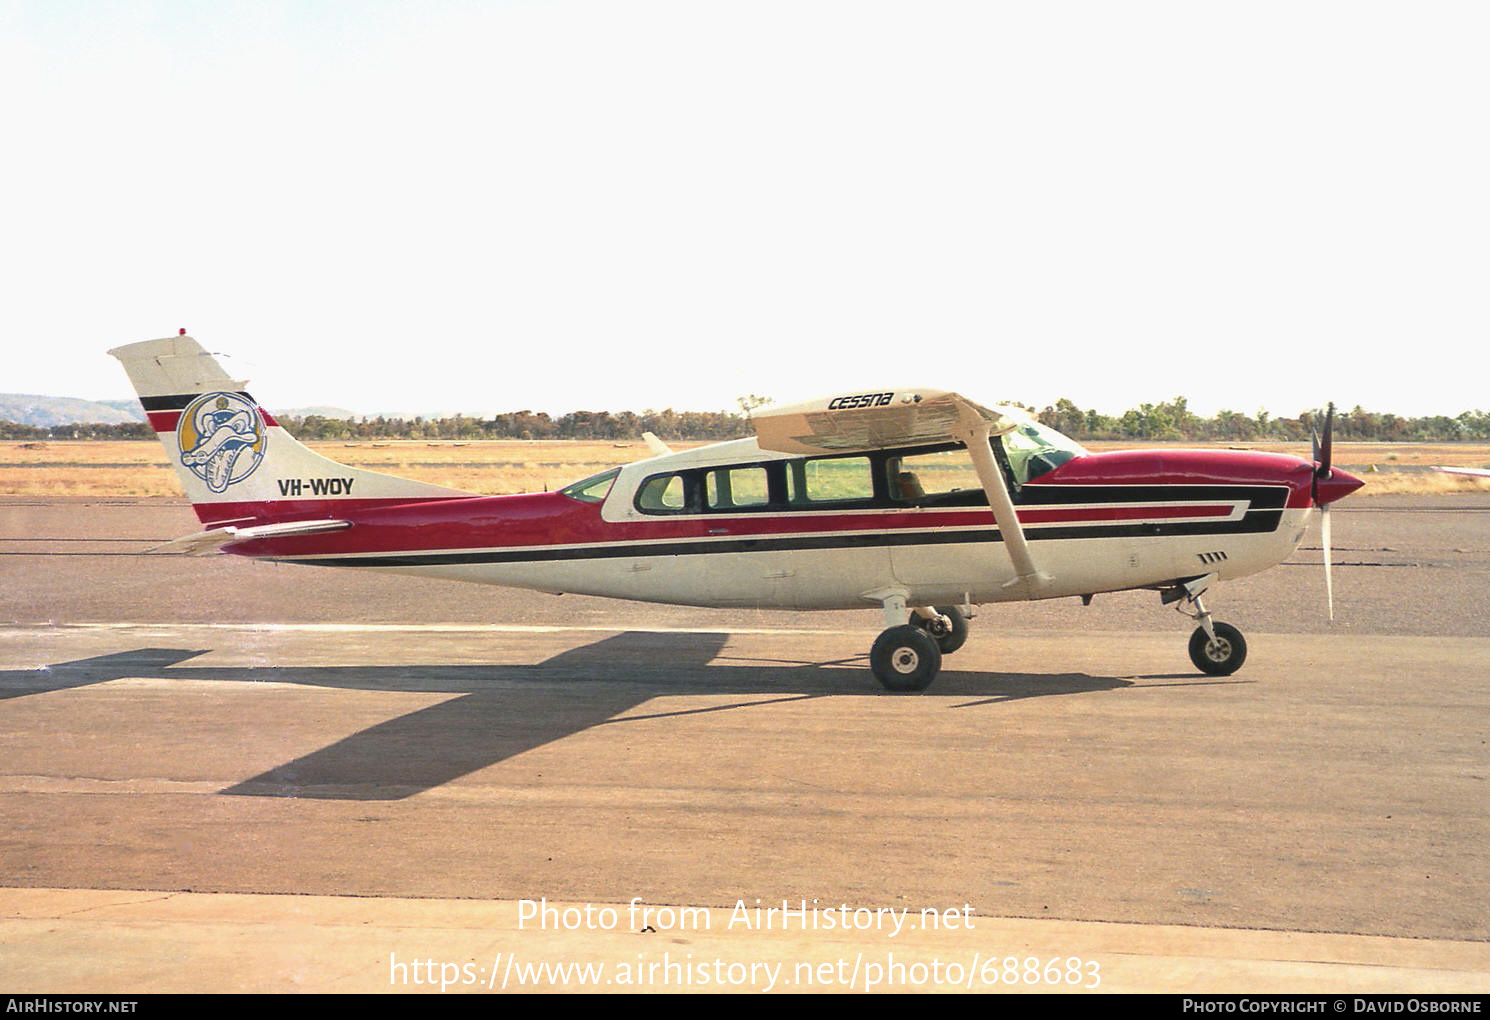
[110,335,476,527]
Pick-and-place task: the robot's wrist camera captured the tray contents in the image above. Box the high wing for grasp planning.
[751,388,1017,455]
[1434,465,1490,478]
[752,388,1050,595]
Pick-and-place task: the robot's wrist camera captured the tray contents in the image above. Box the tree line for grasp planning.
[5,398,1489,443]
[1034,398,1490,443]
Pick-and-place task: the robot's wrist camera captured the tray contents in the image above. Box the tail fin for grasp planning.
[110,335,476,528]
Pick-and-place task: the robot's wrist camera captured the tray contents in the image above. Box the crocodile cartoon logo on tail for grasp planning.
[178,391,267,492]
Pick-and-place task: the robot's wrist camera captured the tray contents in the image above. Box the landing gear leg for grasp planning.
[1171,576,1247,676]
[868,591,942,692]
[909,605,970,654]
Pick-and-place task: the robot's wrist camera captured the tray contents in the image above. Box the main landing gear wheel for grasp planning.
[1188,622,1247,676]
[910,606,969,654]
[870,625,943,692]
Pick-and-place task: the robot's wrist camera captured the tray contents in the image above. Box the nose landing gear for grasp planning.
[1168,575,1248,676]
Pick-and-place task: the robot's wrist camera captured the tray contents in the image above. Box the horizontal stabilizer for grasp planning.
[642,431,674,456]
[149,519,352,555]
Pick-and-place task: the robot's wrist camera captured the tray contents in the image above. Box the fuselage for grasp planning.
[229,436,1362,611]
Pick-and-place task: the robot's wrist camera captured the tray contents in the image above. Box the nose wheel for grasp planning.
[1188,621,1247,675]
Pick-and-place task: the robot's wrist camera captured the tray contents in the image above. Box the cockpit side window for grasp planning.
[886,446,981,505]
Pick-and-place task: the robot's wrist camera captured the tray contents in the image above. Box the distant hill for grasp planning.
[95,399,151,418]
[276,406,361,420]
[0,394,145,427]
[0,395,369,427]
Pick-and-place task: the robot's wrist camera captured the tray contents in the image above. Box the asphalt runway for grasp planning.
[2,495,1488,993]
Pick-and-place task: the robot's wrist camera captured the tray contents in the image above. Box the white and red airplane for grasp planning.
[111,334,1364,691]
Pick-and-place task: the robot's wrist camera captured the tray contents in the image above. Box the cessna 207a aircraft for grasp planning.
[111,334,1364,691]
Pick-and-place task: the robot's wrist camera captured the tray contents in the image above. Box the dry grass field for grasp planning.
[2,438,1487,498]
[0,439,708,498]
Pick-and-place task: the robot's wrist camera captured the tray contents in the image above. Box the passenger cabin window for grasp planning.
[635,444,1063,516]
[787,456,875,505]
[706,465,770,509]
[636,473,688,513]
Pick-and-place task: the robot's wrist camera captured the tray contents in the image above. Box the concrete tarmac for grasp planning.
[2,496,1488,993]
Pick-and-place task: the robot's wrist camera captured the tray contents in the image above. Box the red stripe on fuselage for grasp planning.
[1018,503,1235,525]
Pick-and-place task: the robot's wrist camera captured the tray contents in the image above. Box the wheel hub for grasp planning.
[892,648,920,673]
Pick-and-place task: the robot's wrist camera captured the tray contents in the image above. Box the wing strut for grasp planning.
[953,399,1049,598]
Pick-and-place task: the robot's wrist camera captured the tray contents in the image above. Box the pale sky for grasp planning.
[3,1,1486,419]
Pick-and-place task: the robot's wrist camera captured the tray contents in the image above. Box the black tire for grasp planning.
[1188,622,1247,676]
[870,625,943,692]
[909,606,969,654]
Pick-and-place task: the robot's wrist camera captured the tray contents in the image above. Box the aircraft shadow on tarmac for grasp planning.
[3,632,1150,802]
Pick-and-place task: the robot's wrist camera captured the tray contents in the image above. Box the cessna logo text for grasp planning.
[828,392,894,410]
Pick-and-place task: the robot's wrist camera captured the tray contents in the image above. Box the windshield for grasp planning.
[559,467,619,503]
[1000,419,1087,485]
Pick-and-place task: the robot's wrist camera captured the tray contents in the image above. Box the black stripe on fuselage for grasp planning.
[140,391,256,411]
[270,485,1290,569]
[1020,484,1287,507]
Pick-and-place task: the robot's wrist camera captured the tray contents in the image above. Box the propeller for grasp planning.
[1311,403,1336,620]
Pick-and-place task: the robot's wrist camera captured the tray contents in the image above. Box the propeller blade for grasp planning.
[1322,504,1334,621]
[1312,402,1335,506]
[1311,427,1320,504]
[1311,403,1338,619]
[1319,402,1335,477]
